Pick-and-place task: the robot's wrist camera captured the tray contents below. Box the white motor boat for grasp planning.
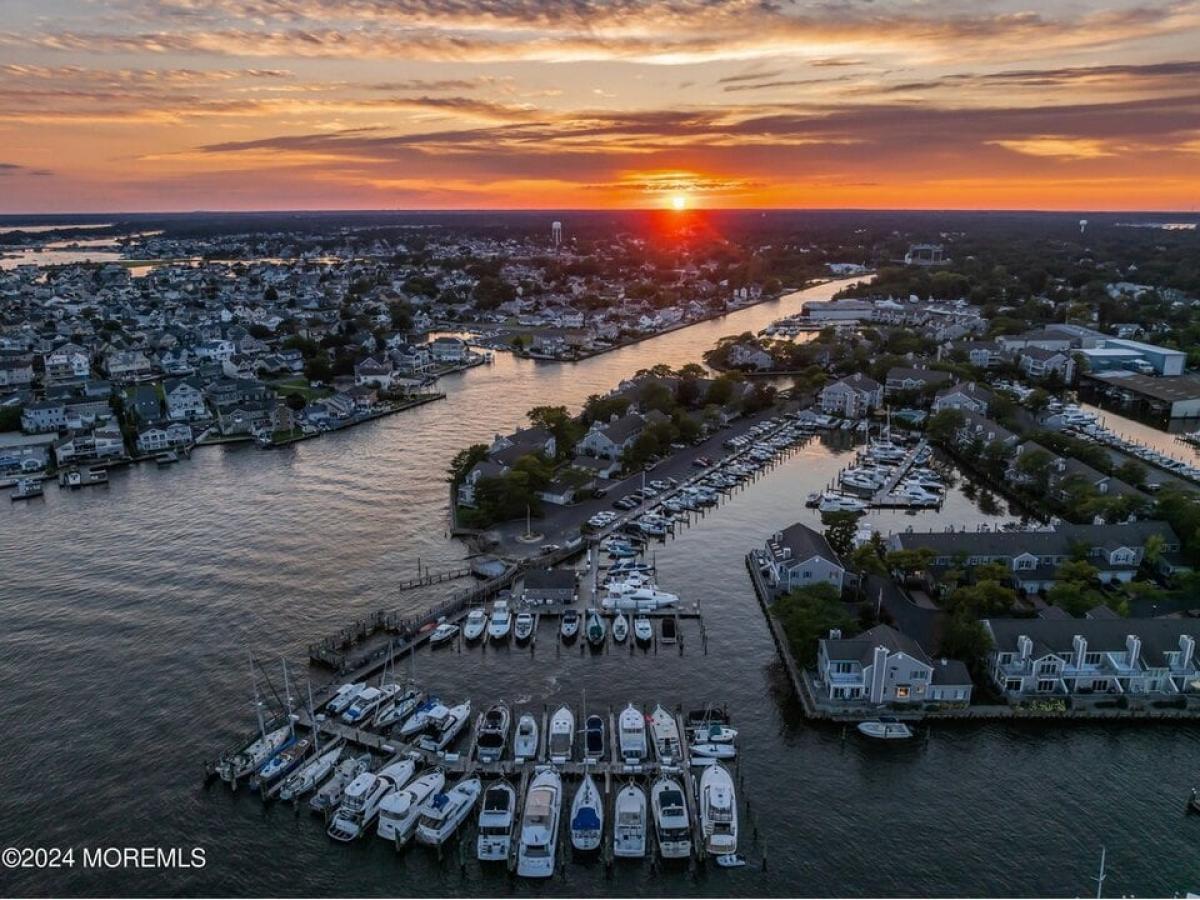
[513,713,539,761]
[856,718,914,740]
[418,700,472,752]
[612,783,647,858]
[690,742,736,760]
[691,723,737,744]
[374,687,424,730]
[217,724,292,784]
[415,775,482,847]
[602,586,680,612]
[618,704,647,763]
[612,611,629,643]
[463,608,487,642]
[516,768,562,878]
[548,706,574,763]
[699,764,738,856]
[326,682,366,716]
[487,600,512,641]
[819,494,869,514]
[328,758,415,842]
[651,777,692,859]
[279,744,343,801]
[560,609,580,640]
[514,611,535,642]
[649,704,681,764]
[342,685,389,726]
[475,703,510,764]
[633,616,654,643]
[476,779,517,861]
[569,773,604,852]
[377,770,445,844]
[309,753,371,814]
[398,698,445,737]
[429,619,459,646]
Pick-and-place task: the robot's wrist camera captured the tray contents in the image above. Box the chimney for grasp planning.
[829,628,842,640]
[870,645,890,704]
[1018,635,1032,663]
[1125,634,1141,670]
[1072,634,1087,670]
[1180,635,1195,671]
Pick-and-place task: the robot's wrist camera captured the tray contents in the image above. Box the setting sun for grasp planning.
[671,194,688,211]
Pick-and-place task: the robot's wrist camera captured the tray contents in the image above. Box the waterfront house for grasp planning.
[521,569,577,605]
[887,521,1181,593]
[430,336,468,363]
[53,424,126,464]
[64,397,114,429]
[982,618,1199,699]
[217,399,275,436]
[577,412,645,460]
[164,377,209,422]
[136,422,192,454]
[490,426,557,461]
[931,381,994,415]
[819,373,882,419]
[456,459,507,508]
[125,384,162,423]
[0,355,35,391]
[763,523,846,594]
[21,399,67,434]
[354,355,394,390]
[953,411,1019,451]
[817,624,974,705]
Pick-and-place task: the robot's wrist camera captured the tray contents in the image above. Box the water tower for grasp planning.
[551,221,562,248]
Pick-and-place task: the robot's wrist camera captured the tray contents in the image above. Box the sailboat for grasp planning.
[699,763,738,855]
[611,611,629,643]
[612,782,647,858]
[570,773,604,851]
[585,609,606,646]
[217,654,292,785]
[279,744,342,801]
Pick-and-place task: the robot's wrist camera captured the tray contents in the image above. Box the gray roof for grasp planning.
[892,521,1179,558]
[823,624,931,666]
[930,657,973,686]
[983,617,1196,666]
[773,522,842,567]
[523,569,577,591]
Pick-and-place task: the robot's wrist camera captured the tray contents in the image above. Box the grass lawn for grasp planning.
[270,377,332,401]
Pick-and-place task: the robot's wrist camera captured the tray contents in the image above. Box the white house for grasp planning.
[763,523,846,593]
[817,624,974,705]
[819,373,882,419]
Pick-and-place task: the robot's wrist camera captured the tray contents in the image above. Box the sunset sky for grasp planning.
[2,0,1199,212]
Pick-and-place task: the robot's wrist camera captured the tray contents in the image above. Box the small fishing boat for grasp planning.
[309,753,371,814]
[415,776,483,847]
[699,763,738,855]
[613,782,647,858]
[475,703,511,764]
[689,742,736,760]
[428,618,459,646]
[516,768,562,878]
[10,478,43,501]
[398,698,445,737]
[560,609,580,640]
[476,779,517,861]
[513,713,539,761]
[584,714,605,762]
[487,600,512,641]
[377,770,445,844]
[691,723,738,744]
[716,853,747,868]
[548,706,574,763]
[856,717,914,740]
[660,617,677,645]
[612,611,629,643]
[279,744,342,801]
[633,616,653,644]
[649,705,681,764]
[514,611,535,642]
[570,773,604,852]
[418,701,472,752]
[328,758,415,841]
[618,703,647,763]
[651,777,692,859]
[585,608,606,646]
[462,608,487,642]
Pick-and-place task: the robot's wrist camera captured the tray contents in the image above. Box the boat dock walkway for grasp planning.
[870,439,936,508]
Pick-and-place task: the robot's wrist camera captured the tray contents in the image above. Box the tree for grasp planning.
[284,393,306,412]
[1115,459,1148,489]
[1046,581,1106,617]
[947,579,1017,616]
[822,511,859,558]
[447,443,488,485]
[926,408,965,445]
[527,405,582,459]
[939,612,993,672]
[772,583,853,667]
[0,406,21,433]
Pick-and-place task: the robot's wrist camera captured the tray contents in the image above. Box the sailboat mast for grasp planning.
[281,657,294,734]
[250,650,266,739]
[1094,846,1106,900]
[307,681,319,754]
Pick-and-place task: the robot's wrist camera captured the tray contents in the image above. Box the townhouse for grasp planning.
[817,624,974,705]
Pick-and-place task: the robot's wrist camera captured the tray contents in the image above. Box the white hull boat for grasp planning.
[429,619,459,646]
[513,713,539,761]
[399,698,445,737]
[690,742,736,760]
[651,777,692,860]
[548,706,574,763]
[377,770,445,844]
[613,783,647,858]
[514,612,535,642]
[326,682,366,716]
[633,616,653,643]
[487,601,512,641]
[309,753,371,814]
[618,704,647,763]
[570,773,604,852]
[328,759,415,842]
[650,705,682,764]
[218,725,292,784]
[374,688,424,730]
[699,763,738,856]
[476,779,517,861]
[516,768,562,878]
[560,610,580,640]
[612,612,629,643]
[857,719,914,740]
[279,745,343,801]
[418,700,471,752]
[691,724,737,744]
[475,703,510,764]
[415,776,482,847]
[463,608,487,642]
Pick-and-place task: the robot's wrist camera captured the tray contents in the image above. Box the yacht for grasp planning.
[633,616,654,644]
[217,724,292,784]
[462,608,487,642]
[373,687,424,730]
[279,744,342,801]
[548,706,574,763]
[328,758,416,841]
[377,770,445,844]
[516,768,562,878]
[612,783,647,858]
[398,697,445,737]
[820,493,869,514]
[699,764,738,856]
[514,611,535,642]
[570,773,604,852]
[584,714,605,762]
[560,609,580,640]
[856,717,914,740]
[602,586,679,612]
[513,713,539,761]
[618,704,647,763]
[414,775,483,847]
[649,705,682,764]
[418,700,472,752]
[342,685,390,726]
[10,478,43,501]
[309,753,371,814]
[476,780,517,861]
[611,611,629,642]
[475,703,511,764]
[429,619,459,646]
[651,777,692,859]
[487,600,512,641]
[326,682,366,716]
[585,608,606,646]
[252,733,311,790]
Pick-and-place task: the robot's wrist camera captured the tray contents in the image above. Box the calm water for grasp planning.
[2,280,1199,897]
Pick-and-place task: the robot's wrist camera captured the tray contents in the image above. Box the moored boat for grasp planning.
[560,609,580,640]
[279,744,342,801]
[612,611,629,642]
[516,768,562,878]
[418,700,472,752]
[651,776,692,859]
[689,742,736,760]
[514,611,535,642]
[462,608,487,641]
[618,703,647,763]
[475,703,511,764]
[476,779,517,861]
[585,608,606,646]
[699,763,738,855]
[649,704,681,764]
[584,714,605,762]
[414,775,482,847]
[613,782,647,858]
[487,600,512,641]
[327,758,415,842]
[856,717,913,740]
[309,753,372,814]
[377,770,445,844]
[548,706,574,763]
[569,773,603,852]
[513,713,539,761]
[633,616,653,643]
